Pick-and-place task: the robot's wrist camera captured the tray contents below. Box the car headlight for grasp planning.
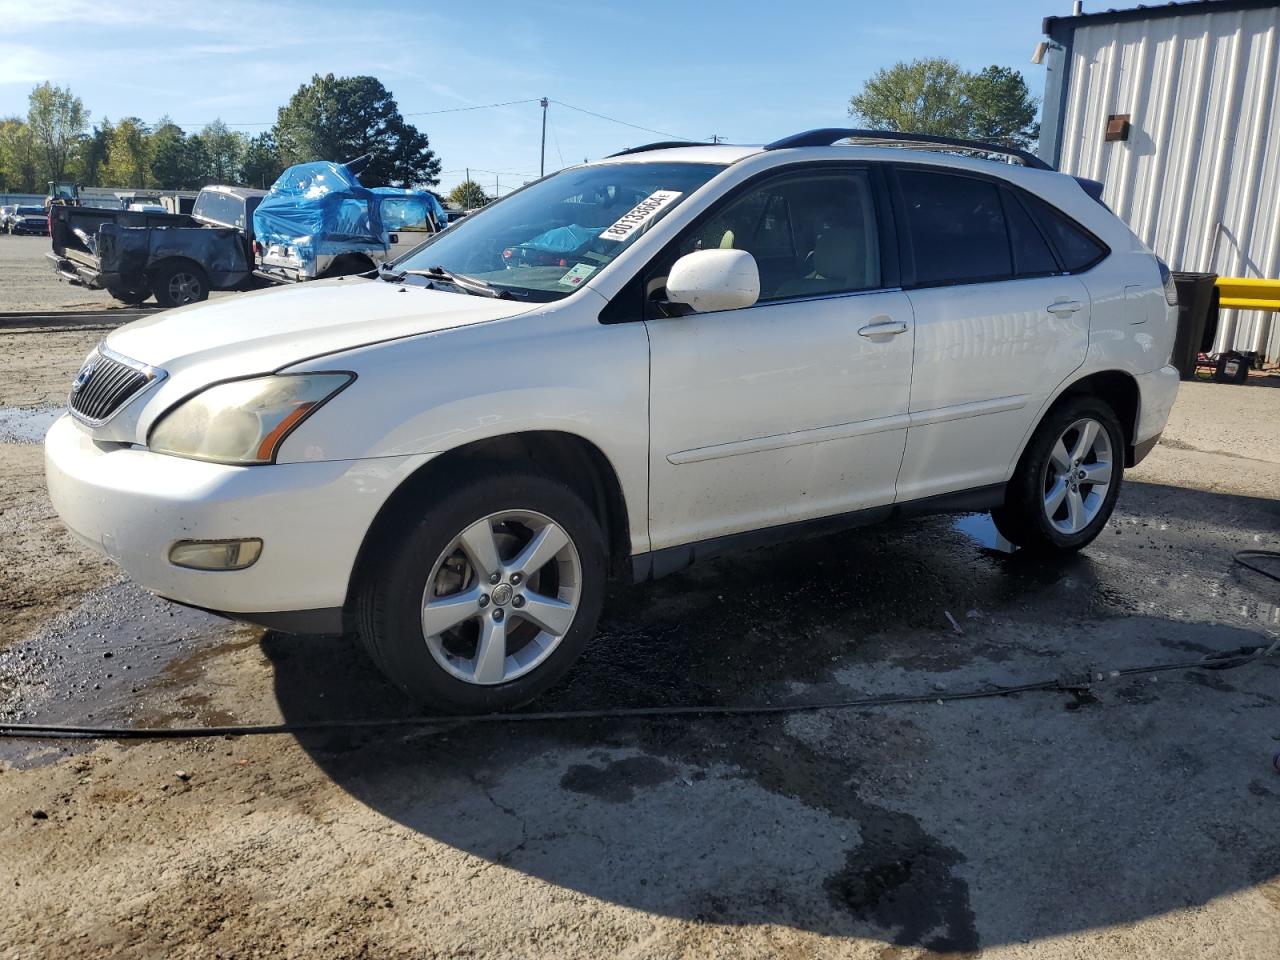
[148,373,353,464]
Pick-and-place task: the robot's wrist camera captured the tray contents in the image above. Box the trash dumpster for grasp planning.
[1170,272,1218,380]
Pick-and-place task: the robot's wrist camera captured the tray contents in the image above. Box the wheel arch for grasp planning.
[344,429,633,616]
[1021,369,1142,470]
[146,255,207,280]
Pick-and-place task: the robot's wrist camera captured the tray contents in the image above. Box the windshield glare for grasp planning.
[395,161,725,300]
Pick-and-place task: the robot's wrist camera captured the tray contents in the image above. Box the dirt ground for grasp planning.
[0,271,1278,958]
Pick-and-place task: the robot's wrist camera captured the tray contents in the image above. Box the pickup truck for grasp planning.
[47,184,266,307]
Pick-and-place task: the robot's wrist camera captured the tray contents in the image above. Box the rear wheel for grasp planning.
[151,262,208,307]
[356,466,606,713]
[992,396,1124,553]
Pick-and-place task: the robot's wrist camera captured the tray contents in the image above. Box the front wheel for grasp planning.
[992,396,1125,553]
[356,466,607,713]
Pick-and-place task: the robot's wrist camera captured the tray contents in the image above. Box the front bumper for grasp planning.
[45,414,430,627]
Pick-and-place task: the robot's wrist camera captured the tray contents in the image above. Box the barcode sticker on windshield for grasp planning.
[599,190,682,242]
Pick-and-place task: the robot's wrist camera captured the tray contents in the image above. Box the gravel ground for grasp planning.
[0,297,1277,958]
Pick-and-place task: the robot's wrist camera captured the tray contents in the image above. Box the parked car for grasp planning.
[46,184,267,307]
[254,155,445,282]
[9,205,49,235]
[127,202,168,214]
[45,130,1181,712]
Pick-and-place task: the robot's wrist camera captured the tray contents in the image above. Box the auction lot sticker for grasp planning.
[600,191,682,242]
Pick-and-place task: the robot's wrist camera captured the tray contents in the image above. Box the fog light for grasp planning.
[169,538,263,571]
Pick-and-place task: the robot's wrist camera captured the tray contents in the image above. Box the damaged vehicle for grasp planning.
[46,184,266,307]
[253,154,445,282]
[46,131,1181,713]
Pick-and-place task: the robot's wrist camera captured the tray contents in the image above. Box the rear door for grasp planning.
[890,167,1091,502]
[645,165,915,555]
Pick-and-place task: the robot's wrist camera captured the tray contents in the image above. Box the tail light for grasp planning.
[1157,258,1177,306]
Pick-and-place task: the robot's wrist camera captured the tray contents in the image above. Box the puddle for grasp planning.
[0,405,63,443]
[0,580,252,768]
[952,512,1017,553]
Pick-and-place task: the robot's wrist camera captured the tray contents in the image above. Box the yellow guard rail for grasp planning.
[1216,277,1280,313]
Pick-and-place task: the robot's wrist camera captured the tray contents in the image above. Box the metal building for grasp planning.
[1038,0,1280,362]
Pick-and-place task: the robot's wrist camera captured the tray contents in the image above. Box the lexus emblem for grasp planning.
[72,360,96,394]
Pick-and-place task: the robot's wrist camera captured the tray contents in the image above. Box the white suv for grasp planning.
[46,130,1181,712]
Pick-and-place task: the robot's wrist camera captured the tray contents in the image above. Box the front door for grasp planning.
[645,166,915,556]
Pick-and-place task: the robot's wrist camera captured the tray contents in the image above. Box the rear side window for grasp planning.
[1001,190,1059,276]
[896,169,1011,285]
[1021,193,1107,271]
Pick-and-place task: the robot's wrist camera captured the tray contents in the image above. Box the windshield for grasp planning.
[393,161,725,300]
[17,206,43,216]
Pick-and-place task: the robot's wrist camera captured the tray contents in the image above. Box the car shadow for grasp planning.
[264,480,1280,950]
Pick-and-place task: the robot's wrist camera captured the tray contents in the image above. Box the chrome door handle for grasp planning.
[1046,299,1083,315]
[858,319,908,338]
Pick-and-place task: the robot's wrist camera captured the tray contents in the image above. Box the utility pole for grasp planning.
[539,97,549,178]
[495,173,499,199]
[465,167,469,184]
[710,134,722,144]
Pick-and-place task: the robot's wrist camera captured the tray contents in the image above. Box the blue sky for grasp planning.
[0,0,1069,194]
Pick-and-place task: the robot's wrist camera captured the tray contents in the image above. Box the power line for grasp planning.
[172,98,542,129]
[549,99,703,143]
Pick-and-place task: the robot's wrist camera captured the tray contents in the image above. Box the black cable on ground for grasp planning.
[1,641,1275,742]
[1235,549,1280,583]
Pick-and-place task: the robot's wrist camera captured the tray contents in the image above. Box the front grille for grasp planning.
[69,347,161,424]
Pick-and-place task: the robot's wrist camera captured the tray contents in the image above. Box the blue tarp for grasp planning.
[253,159,446,272]
[518,224,603,255]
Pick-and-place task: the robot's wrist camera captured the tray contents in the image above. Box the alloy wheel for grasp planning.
[421,510,582,685]
[1041,417,1113,534]
[168,271,203,304]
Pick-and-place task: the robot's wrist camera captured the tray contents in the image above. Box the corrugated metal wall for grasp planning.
[1057,4,1280,360]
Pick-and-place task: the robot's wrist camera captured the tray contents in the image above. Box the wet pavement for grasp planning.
[0,404,61,443]
[2,472,1276,951]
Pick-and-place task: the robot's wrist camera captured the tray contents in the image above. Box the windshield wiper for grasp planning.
[402,265,509,299]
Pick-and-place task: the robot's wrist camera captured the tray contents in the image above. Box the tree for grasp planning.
[76,120,113,186]
[849,58,1039,149]
[964,65,1039,148]
[447,179,490,209]
[241,133,282,188]
[0,118,40,192]
[27,82,88,183]
[201,120,247,184]
[100,117,151,188]
[149,118,190,189]
[273,74,441,187]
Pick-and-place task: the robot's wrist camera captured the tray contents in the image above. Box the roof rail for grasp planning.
[606,141,702,157]
[763,128,1053,170]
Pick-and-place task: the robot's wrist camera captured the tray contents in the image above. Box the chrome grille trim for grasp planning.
[68,344,166,426]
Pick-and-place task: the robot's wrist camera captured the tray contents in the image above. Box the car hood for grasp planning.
[106,277,538,373]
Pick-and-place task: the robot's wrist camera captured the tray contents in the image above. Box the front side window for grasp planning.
[394,162,725,301]
[677,168,882,301]
[897,169,1012,285]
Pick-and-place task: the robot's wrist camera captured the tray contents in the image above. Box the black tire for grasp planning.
[356,464,607,713]
[150,262,209,308]
[107,285,151,306]
[992,395,1125,553]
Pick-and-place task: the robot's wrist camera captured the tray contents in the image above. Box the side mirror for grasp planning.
[665,249,760,313]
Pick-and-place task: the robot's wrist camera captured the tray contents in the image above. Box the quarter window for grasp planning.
[1021,193,1108,271]
[677,169,881,301]
[897,169,1012,285]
